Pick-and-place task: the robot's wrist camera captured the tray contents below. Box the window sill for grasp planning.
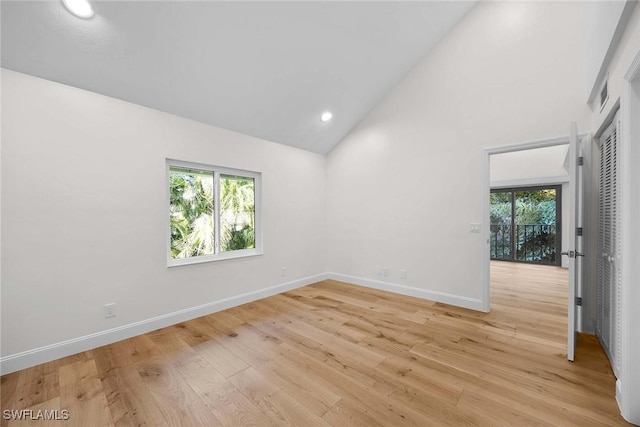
[167,248,263,268]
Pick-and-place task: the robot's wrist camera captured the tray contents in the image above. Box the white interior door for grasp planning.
[565,122,583,361]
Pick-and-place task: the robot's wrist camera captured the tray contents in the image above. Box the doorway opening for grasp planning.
[481,137,573,312]
[483,128,584,361]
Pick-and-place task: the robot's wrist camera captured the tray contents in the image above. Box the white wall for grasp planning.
[1,70,327,368]
[326,1,590,307]
[587,3,640,424]
[585,0,636,102]
[591,2,640,129]
[490,145,569,185]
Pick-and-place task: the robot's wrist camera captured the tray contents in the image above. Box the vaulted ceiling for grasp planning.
[1,1,475,154]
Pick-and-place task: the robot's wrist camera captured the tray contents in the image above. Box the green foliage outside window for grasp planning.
[491,190,556,227]
[490,189,558,263]
[169,167,255,260]
[220,175,255,252]
[170,168,215,259]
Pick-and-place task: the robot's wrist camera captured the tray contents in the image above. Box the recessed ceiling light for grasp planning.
[321,112,333,122]
[62,0,94,19]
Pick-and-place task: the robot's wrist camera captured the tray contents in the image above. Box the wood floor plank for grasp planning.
[227,367,329,427]
[59,359,114,427]
[99,364,166,427]
[457,389,553,427]
[0,372,19,427]
[373,354,465,405]
[260,357,342,417]
[136,357,223,427]
[169,349,275,427]
[1,261,631,426]
[6,397,62,427]
[321,398,386,427]
[197,318,279,368]
[191,338,250,379]
[250,320,379,389]
[11,361,58,411]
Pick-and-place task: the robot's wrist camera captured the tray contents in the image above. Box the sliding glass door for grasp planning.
[490,186,561,265]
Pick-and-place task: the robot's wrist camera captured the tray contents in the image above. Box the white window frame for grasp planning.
[166,159,263,267]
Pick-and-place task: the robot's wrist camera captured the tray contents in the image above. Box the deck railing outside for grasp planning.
[490,223,557,264]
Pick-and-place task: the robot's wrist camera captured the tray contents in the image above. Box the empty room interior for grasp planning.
[2,1,640,426]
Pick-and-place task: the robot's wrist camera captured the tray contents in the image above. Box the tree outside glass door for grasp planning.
[490,186,561,265]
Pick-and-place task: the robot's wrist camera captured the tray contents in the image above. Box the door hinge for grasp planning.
[578,156,584,166]
[577,227,583,236]
[576,297,582,306]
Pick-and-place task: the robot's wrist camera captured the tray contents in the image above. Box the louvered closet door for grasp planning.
[597,112,621,377]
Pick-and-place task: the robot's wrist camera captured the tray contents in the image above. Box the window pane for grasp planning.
[220,175,255,251]
[169,167,215,259]
[490,191,512,260]
[515,189,557,263]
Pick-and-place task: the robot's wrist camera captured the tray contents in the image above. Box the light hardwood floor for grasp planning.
[1,262,630,426]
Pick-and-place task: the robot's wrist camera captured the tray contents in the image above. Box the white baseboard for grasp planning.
[616,378,623,416]
[0,273,328,375]
[327,272,484,311]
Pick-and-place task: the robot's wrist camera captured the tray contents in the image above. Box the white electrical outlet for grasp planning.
[104,303,116,318]
[376,266,383,276]
[281,267,287,277]
[399,269,407,279]
[382,267,389,277]
[470,223,481,233]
